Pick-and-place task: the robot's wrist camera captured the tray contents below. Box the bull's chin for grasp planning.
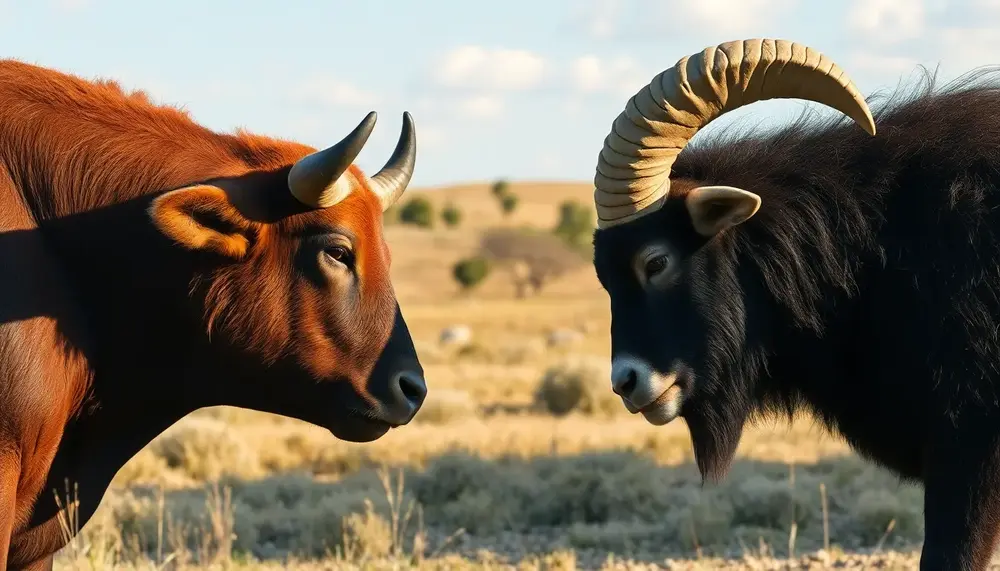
[635,383,685,426]
[326,414,393,443]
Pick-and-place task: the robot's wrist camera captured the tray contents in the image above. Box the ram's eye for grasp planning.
[325,246,352,265]
[644,255,668,278]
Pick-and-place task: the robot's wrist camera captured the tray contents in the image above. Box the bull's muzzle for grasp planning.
[374,370,427,426]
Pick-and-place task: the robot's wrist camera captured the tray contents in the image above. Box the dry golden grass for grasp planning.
[50,180,937,570]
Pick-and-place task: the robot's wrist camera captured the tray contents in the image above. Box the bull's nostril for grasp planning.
[379,372,427,426]
[396,372,427,406]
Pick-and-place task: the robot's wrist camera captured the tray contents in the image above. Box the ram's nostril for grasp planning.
[611,363,640,398]
[619,369,638,397]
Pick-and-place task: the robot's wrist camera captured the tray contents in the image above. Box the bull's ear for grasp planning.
[148,184,253,259]
[684,185,761,237]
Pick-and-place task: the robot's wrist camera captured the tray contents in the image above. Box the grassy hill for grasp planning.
[384,180,602,304]
[403,180,595,229]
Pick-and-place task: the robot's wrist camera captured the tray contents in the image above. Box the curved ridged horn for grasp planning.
[593,38,877,229]
[369,112,417,211]
[288,111,378,208]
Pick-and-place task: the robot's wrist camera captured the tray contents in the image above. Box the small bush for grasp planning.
[534,356,622,417]
[490,178,510,199]
[500,193,519,217]
[88,447,932,563]
[554,200,595,247]
[398,196,434,228]
[441,202,462,228]
[452,256,491,290]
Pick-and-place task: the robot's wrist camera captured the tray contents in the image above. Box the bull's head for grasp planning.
[590,39,876,476]
[147,112,426,442]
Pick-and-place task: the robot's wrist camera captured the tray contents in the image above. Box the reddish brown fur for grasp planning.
[0,59,424,570]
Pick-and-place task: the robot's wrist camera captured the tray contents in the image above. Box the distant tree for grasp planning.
[553,200,595,248]
[500,193,519,217]
[441,202,462,228]
[452,256,491,291]
[478,227,588,298]
[491,179,510,199]
[399,196,434,229]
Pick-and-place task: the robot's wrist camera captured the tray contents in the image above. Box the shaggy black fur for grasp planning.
[593,66,1000,570]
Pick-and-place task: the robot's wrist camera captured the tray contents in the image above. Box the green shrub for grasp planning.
[553,200,595,247]
[500,193,519,217]
[452,256,491,290]
[398,196,434,228]
[441,202,462,228]
[490,178,510,199]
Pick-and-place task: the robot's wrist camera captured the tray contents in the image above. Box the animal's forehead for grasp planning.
[595,209,675,258]
[287,197,383,239]
[279,170,386,236]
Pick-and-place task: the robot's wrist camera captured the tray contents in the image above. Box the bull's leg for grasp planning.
[11,555,51,571]
[920,418,1000,571]
[7,516,69,571]
[0,450,21,571]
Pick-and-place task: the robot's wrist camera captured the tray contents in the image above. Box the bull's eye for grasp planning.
[644,255,668,279]
[324,245,353,266]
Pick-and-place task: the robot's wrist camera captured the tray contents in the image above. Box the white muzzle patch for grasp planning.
[610,354,684,426]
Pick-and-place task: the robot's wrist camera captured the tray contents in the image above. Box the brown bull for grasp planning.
[0,60,428,570]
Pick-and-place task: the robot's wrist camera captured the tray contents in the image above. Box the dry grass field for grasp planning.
[53,181,943,570]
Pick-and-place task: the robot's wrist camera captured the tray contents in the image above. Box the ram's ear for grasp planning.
[684,185,762,237]
[148,184,253,259]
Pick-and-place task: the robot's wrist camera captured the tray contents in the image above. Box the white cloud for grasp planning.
[847,52,921,78]
[571,56,604,92]
[847,0,925,44]
[459,95,504,118]
[418,125,447,149]
[668,0,800,36]
[971,0,1000,11]
[574,0,624,39]
[103,70,182,104]
[434,45,546,91]
[570,55,651,98]
[287,74,380,108]
[844,0,1000,87]
[576,0,800,40]
[934,26,1000,72]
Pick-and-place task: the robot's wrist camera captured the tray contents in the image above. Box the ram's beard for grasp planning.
[685,401,751,483]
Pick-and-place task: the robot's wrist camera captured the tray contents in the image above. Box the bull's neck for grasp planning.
[22,194,226,539]
[40,193,223,411]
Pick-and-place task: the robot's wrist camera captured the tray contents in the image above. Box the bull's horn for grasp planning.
[288,111,378,209]
[369,112,417,212]
[593,38,876,229]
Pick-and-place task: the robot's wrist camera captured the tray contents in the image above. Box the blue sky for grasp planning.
[1,0,997,188]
